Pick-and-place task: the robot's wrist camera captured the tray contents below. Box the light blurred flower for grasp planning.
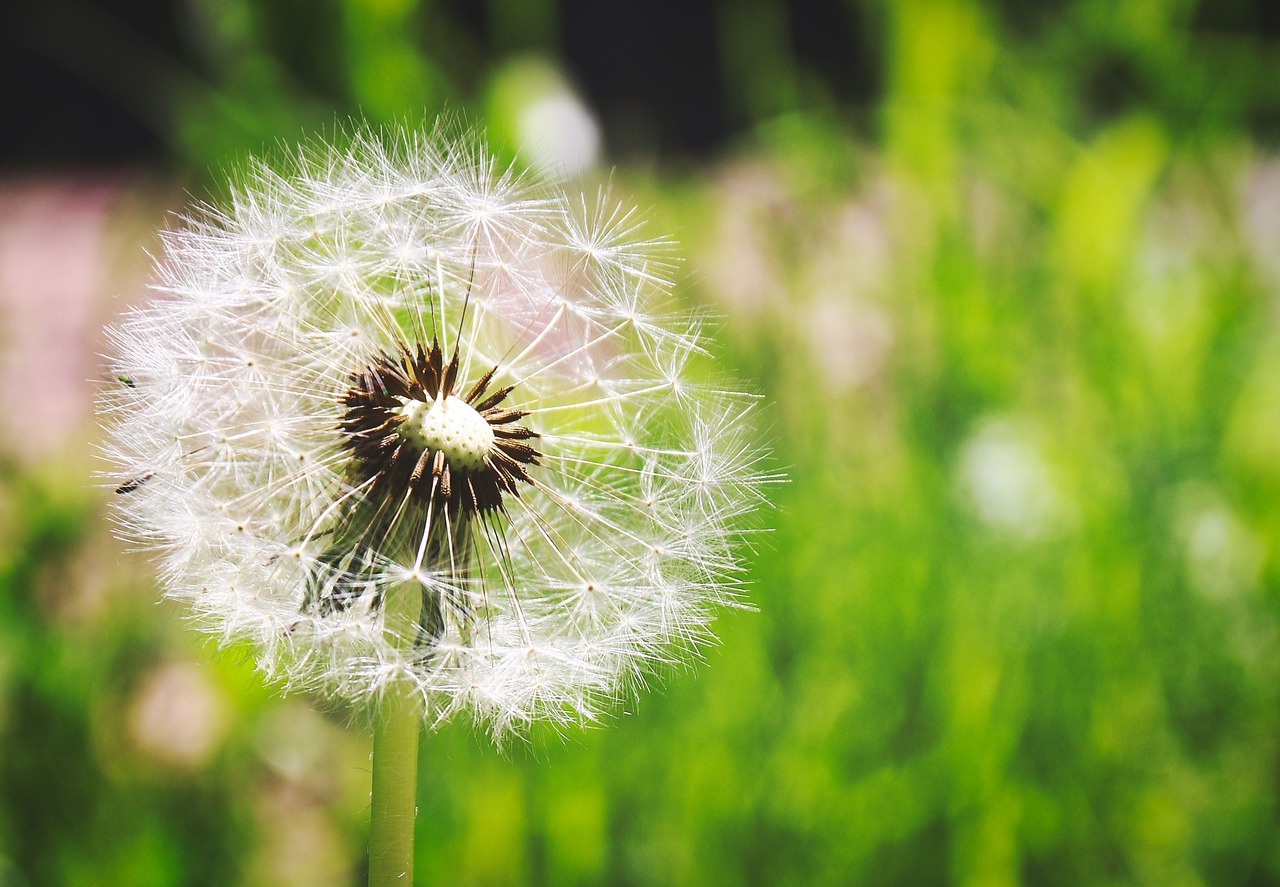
[1241,159,1280,287]
[1175,486,1263,601]
[102,123,770,740]
[518,92,601,178]
[957,418,1061,540]
[803,298,893,393]
[0,180,119,460]
[127,662,231,768]
[489,57,601,177]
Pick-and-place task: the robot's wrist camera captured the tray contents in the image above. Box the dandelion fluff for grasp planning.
[101,123,771,741]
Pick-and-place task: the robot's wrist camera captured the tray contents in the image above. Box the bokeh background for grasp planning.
[4,0,1280,884]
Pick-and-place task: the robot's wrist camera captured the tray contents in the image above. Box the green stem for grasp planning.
[369,583,422,887]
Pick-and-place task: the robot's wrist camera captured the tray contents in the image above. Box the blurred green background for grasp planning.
[4,0,1280,884]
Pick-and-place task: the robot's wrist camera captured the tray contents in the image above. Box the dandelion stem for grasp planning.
[369,582,422,887]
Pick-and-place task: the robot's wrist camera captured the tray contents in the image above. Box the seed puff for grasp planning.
[101,122,771,741]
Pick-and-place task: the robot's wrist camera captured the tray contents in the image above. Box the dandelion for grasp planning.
[100,122,771,883]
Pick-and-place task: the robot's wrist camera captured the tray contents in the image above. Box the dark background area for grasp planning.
[6,0,1280,171]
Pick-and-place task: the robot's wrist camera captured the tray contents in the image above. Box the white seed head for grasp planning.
[396,397,493,471]
[100,120,775,742]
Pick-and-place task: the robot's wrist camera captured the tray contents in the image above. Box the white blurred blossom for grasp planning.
[1176,487,1263,601]
[128,662,231,768]
[804,298,893,393]
[957,419,1060,540]
[518,92,601,178]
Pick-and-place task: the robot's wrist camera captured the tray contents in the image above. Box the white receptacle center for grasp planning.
[395,396,494,471]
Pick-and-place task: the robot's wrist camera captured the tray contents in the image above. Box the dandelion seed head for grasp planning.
[101,120,772,743]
